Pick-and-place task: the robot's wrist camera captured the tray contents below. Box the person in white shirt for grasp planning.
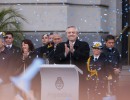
[4,32,20,54]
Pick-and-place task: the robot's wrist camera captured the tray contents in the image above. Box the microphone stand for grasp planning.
[43,47,55,64]
[69,52,72,65]
[67,44,72,65]
[43,53,49,64]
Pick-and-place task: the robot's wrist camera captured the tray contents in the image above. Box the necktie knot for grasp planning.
[7,45,11,49]
[94,58,98,61]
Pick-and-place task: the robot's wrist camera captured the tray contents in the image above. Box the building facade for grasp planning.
[0,0,122,48]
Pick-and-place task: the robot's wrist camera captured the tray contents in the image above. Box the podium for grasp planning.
[40,64,83,100]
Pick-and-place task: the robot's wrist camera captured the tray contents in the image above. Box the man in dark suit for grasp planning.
[0,35,10,84]
[0,32,19,83]
[4,32,21,55]
[0,33,19,100]
[54,26,90,100]
[47,32,63,64]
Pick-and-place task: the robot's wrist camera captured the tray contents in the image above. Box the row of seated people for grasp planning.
[0,26,121,100]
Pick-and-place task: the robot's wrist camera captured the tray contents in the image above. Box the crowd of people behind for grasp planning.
[0,26,121,100]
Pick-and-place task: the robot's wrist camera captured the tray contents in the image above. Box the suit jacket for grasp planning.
[54,39,90,72]
[0,47,20,83]
[6,45,21,54]
[54,39,90,100]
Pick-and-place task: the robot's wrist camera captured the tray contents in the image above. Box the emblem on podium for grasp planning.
[55,77,64,90]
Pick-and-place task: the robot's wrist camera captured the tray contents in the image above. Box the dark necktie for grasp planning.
[94,58,98,61]
[7,45,11,49]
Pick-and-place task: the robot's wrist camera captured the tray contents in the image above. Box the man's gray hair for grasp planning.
[66,26,79,33]
[53,32,63,38]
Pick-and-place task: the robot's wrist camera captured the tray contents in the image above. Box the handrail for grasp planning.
[128,34,130,65]
[115,25,129,41]
[122,26,129,34]
[114,25,130,65]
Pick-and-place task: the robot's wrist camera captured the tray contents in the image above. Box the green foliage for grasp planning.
[13,32,25,48]
[0,7,27,47]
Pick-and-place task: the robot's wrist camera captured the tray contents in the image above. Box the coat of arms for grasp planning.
[55,77,64,90]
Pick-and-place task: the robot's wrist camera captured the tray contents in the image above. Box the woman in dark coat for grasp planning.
[16,39,41,100]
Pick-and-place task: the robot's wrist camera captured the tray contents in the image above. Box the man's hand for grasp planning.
[69,42,74,53]
[65,44,70,56]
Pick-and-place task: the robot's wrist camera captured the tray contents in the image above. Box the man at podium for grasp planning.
[54,26,90,100]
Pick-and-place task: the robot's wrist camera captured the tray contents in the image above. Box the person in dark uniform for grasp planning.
[102,35,121,96]
[0,32,19,100]
[86,42,107,100]
[54,26,90,100]
[35,34,50,58]
[35,33,54,61]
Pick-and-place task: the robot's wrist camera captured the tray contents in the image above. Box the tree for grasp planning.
[0,7,27,46]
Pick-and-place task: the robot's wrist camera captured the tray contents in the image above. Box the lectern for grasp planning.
[40,64,83,100]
